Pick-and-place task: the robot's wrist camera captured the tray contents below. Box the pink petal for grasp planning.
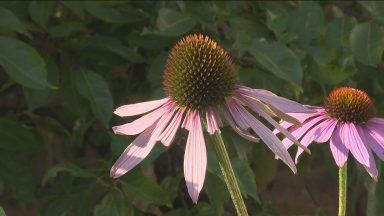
[206,107,221,134]
[364,122,384,160]
[344,123,371,167]
[112,104,169,136]
[231,100,297,173]
[329,124,349,167]
[110,124,157,178]
[355,125,378,180]
[184,112,207,203]
[226,98,249,130]
[295,119,338,163]
[159,109,184,147]
[222,105,260,143]
[282,114,328,149]
[114,98,169,117]
[366,118,384,140]
[236,85,313,113]
[239,94,310,154]
[182,110,194,131]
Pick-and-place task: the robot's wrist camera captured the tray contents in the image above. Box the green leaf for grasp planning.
[0,118,42,154]
[83,1,128,23]
[350,22,384,66]
[122,169,172,206]
[205,172,229,215]
[94,189,132,216]
[325,18,356,49]
[0,206,5,216]
[360,1,384,22]
[249,41,303,89]
[48,21,86,38]
[288,1,324,46]
[61,1,85,18]
[262,2,290,36]
[309,62,356,85]
[0,36,50,89]
[0,6,30,37]
[41,197,73,216]
[23,59,59,110]
[28,1,54,28]
[232,158,260,203]
[0,152,37,201]
[42,163,95,184]
[75,70,113,127]
[156,7,196,35]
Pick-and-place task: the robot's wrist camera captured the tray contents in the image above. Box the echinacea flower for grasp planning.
[111,34,312,203]
[277,87,383,180]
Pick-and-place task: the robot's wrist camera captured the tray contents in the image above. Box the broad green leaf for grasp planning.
[0,207,5,216]
[23,59,59,110]
[249,41,303,89]
[0,36,50,89]
[122,169,172,206]
[0,118,42,154]
[156,7,196,35]
[61,1,85,18]
[161,175,182,202]
[94,189,133,216]
[205,172,229,215]
[262,2,290,36]
[0,6,30,37]
[360,1,384,22]
[41,197,73,216]
[309,62,356,85]
[350,22,384,66]
[48,21,86,38]
[288,1,324,46]
[28,1,53,28]
[42,163,95,184]
[75,70,113,127]
[0,152,37,201]
[83,1,128,23]
[325,18,356,49]
[232,158,260,203]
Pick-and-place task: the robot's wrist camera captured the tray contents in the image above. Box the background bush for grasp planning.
[0,1,384,215]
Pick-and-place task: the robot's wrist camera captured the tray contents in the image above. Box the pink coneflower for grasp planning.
[277,87,383,180]
[111,34,312,203]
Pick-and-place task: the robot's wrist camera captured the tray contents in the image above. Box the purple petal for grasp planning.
[184,112,207,203]
[114,98,169,117]
[329,124,349,167]
[355,125,378,180]
[345,123,371,167]
[236,85,313,113]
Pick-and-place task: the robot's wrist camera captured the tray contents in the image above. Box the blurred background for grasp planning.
[0,1,384,215]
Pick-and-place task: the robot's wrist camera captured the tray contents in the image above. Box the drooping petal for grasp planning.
[182,110,194,131]
[184,112,207,203]
[110,124,157,178]
[222,105,260,143]
[282,114,328,149]
[114,98,169,117]
[295,119,338,163]
[226,98,249,130]
[355,125,378,180]
[236,85,313,113]
[344,123,371,167]
[329,124,349,167]
[364,122,384,161]
[239,94,310,154]
[206,107,221,134]
[112,104,169,136]
[366,118,384,140]
[159,109,184,147]
[231,99,297,173]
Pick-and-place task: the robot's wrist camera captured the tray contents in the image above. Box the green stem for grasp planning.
[338,164,347,216]
[210,132,248,216]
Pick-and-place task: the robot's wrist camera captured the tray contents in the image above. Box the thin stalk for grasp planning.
[338,164,347,216]
[210,132,248,216]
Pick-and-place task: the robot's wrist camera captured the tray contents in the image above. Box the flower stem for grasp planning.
[338,164,347,216]
[210,132,248,216]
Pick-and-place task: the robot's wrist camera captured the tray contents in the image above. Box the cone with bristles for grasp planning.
[324,87,374,124]
[163,34,236,111]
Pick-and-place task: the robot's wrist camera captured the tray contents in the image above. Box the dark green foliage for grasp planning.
[0,1,383,215]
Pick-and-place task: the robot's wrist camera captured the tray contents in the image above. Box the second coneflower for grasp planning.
[277,87,384,216]
[111,34,311,214]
